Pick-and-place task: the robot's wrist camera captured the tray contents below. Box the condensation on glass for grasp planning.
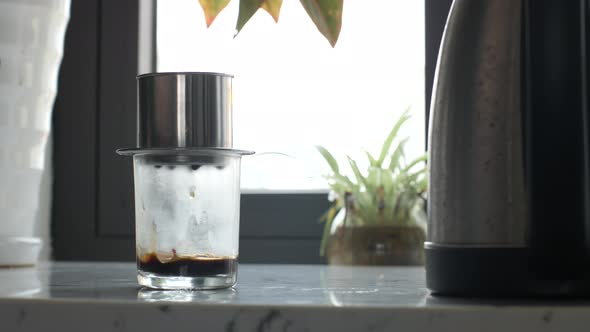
[118,72,252,289]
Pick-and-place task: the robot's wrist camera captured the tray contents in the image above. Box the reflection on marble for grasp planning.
[2,263,590,331]
[319,265,429,307]
[0,262,429,306]
[1,262,590,308]
[0,266,44,298]
[138,288,237,303]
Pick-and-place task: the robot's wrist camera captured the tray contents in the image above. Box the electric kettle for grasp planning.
[427,0,590,295]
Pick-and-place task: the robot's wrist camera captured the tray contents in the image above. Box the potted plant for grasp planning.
[317,110,427,265]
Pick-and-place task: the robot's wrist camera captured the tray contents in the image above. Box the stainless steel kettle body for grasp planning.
[427,0,590,295]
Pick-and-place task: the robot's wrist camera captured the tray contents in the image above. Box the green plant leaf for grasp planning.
[347,156,366,188]
[316,145,340,175]
[405,168,427,183]
[329,174,357,192]
[199,0,232,27]
[326,181,346,199]
[380,166,394,194]
[318,206,329,223]
[236,0,264,34]
[365,150,378,167]
[388,137,409,172]
[299,0,343,47]
[261,0,283,22]
[417,175,428,193]
[377,109,410,167]
[356,191,374,219]
[338,178,355,195]
[401,154,427,174]
[365,167,379,192]
[324,173,357,197]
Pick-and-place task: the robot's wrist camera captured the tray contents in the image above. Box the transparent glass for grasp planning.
[132,152,242,289]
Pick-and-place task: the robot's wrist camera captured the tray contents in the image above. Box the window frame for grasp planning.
[52,0,451,263]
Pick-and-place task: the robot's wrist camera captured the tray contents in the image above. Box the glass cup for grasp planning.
[131,150,245,289]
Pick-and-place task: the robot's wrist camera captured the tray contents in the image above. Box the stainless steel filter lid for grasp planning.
[138,72,233,149]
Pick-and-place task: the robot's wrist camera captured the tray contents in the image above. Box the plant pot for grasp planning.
[326,220,425,266]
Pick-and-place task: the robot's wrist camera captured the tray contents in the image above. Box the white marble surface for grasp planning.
[0,262,590,331]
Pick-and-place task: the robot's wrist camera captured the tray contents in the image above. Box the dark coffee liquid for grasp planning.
[138,253,237,277]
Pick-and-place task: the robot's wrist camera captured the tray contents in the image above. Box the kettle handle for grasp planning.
[524,0,590,277]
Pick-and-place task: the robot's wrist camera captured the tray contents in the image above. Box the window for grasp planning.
[157,0,426,191]
[53,0,451,263]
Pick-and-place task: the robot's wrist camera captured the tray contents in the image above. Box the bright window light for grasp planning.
[157,0,425,192]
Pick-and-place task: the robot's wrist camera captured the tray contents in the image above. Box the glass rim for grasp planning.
[116,147,255,157]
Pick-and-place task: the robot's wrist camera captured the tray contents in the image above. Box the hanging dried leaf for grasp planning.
[198,0,232,27]
[236,0,283,34]
[261,0,283,22]
[236,0,263,34]
[299,0,343,47]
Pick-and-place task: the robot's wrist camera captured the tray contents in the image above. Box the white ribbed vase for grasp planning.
[0,0,70,264]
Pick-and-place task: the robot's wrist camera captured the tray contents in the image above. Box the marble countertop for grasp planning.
[1,262,590,331]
